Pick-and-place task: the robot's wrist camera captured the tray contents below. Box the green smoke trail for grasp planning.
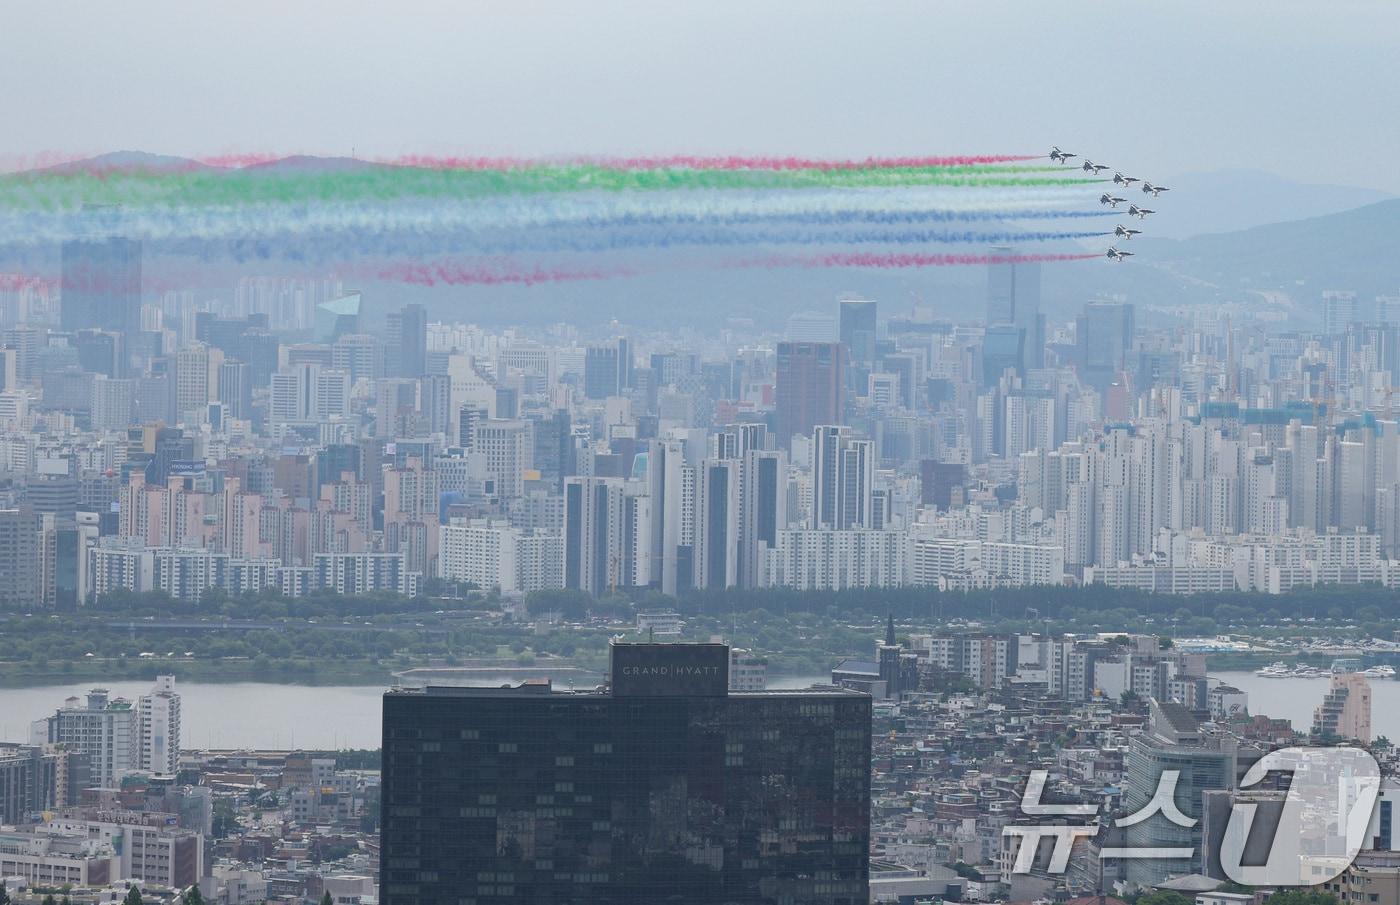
[0,164,1103,211]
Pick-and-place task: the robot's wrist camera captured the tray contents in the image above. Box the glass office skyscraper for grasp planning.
[60,234,143,335]
[380,642,871,905]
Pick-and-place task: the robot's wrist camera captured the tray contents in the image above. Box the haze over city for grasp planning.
[2,4,1400,905]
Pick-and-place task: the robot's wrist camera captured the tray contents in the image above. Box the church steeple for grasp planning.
[885,612,896,647]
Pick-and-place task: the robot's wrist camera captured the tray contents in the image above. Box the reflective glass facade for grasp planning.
[381,645,870,905]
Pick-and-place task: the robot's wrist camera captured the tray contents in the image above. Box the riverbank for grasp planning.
[0,673,833,749]
[0,657,398,688]
[0,655,828,689]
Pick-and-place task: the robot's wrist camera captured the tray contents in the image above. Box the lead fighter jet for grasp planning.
[1141,182,1170,196]
[1101,193,1128,207]
[1114,224,1143,240]
[1107,247,1134,261]
[1128,204,1154,219]
[1050,145,1077,164]
[1113,172,1140,188]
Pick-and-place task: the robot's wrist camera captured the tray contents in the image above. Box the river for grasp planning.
[0,674,832,751]
[1212,670,1400,740]
[1,671,1382,751]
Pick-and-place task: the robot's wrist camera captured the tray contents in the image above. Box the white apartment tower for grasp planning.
[139,675,181,776]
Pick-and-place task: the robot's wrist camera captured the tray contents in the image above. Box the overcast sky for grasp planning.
[3,1,1398,191]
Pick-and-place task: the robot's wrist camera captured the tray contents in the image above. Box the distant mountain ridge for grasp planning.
[40,150,214,173]
[1136,168,1393,239]
[1145,198,1400,295]
[1044,198,1400,321]
[38,151,382,174]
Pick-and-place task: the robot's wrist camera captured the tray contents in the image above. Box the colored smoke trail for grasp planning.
[0,165,1101,211]
[0,272,50,291]
[758,251,1102,270]
[0,211,1115,266]
[0,150,1118,286]
[0,185,1111,247]
[187,226,1116,263]
[380,153,1043,171]
[188,153,1045,171]
[366,249,1100,288]
[370,259,632,288]
[0,242,1102,293]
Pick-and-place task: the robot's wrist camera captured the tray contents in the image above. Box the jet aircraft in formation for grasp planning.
[1054,145,1172,261]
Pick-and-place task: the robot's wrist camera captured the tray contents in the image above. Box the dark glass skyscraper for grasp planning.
[387,303,428,377]
[60,233,143,335]
[584,339,630,399]
[985,247,1044,372]
[775,341,845,447]
[838,299,877,367]
[381,642,871,905]
[1076,300,1136,393]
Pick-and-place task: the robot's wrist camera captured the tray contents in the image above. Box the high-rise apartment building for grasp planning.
[563,476,650,596]
[740,448,786,588]
[32,688,139,789]
[1313,671,1372,742]
[380,642,871,905]
[0,507,40,609]
[138,675,181,776]
[813,425,873,530]
[693,458,738,589]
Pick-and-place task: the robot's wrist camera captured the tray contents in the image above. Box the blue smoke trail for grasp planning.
[125,225,1114,265]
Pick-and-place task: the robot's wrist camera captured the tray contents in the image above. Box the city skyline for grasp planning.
[4,5,1400,904]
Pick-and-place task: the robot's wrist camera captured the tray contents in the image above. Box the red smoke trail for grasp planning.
[0,273,51,291]
[371,259,633,287]
[761,251,1101,269]
[185,153,1039,171]
[367,249,1095,287]
[387,154,1041,171]
[0,151,99,173]
[8,151,1040,174]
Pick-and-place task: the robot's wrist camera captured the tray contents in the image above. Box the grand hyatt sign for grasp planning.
[611,643,730,697]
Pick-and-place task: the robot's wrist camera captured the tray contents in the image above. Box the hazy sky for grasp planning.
[3,1,1399,191]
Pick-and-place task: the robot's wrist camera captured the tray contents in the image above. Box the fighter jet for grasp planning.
[1100,193,1128,207]
[1113,172,1140,188]
[1081,159,1110,175]
[1141,182,1170,196]
[1128,204,1155,219]
[1050,146,1077,164]
[1114,224,1143,240]
[1107,247,1134,262]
